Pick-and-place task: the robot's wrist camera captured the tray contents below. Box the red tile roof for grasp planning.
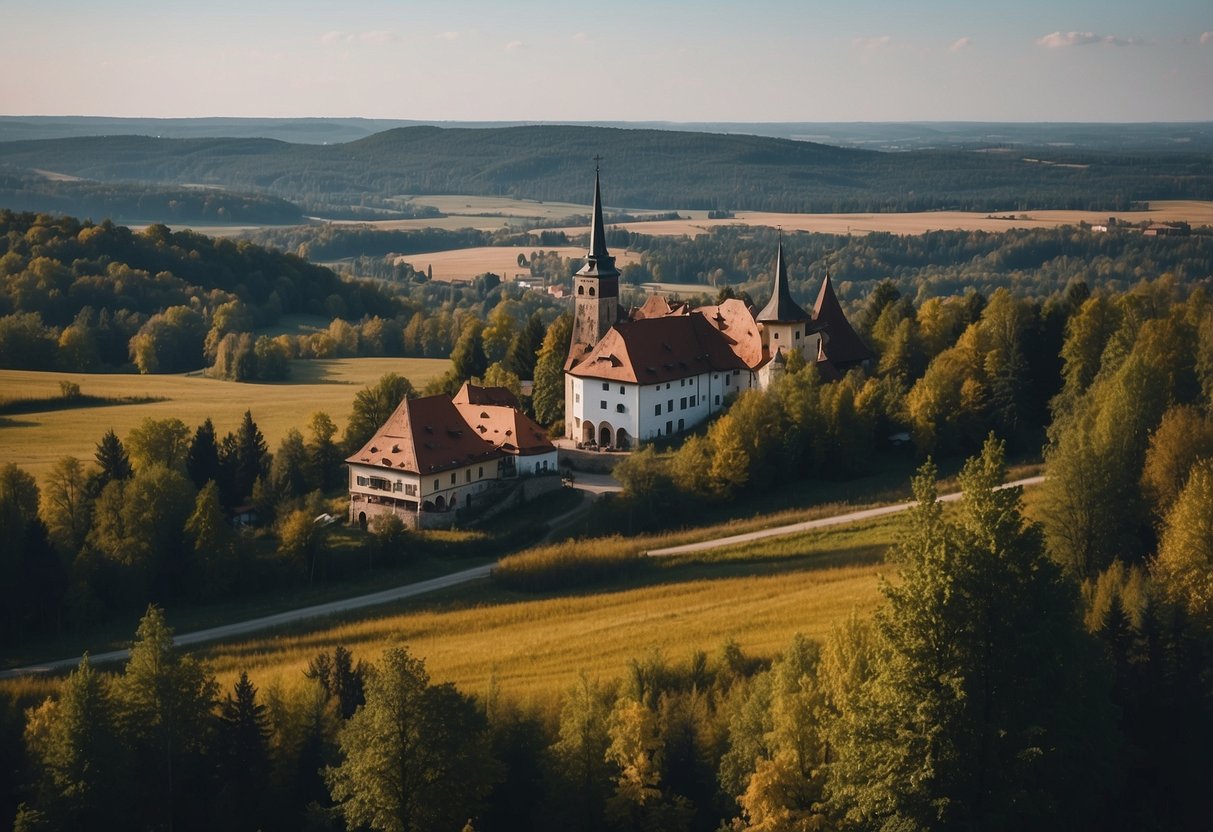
[568,313,749,384]
[696,298,765,370]
[454,402,555,456]
[345,394,503,475]
[452,381,520,409]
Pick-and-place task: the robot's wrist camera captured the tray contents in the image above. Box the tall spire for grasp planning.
[577,158,619,279]
[756,236,810,323]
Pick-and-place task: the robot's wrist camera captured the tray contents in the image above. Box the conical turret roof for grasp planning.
[813,272,877,367]
[576,164,619,279]
[756,238,811,323]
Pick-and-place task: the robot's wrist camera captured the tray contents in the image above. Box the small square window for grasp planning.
[600,400,607,409]
[773,332,780,340]
[602,382,609,391]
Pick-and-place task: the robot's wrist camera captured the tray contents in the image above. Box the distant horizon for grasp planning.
[4,115,1213,125]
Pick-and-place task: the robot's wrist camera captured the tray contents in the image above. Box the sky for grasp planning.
[1,0,1211,122]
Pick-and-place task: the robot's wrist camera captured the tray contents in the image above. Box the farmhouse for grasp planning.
[564,169,873,447]
[347,382,557,529]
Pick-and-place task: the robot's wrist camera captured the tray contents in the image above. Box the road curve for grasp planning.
[1,474,1044,679]
[645,475,1046,558]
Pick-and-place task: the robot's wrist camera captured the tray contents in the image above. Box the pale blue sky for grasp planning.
[2,0,1210,121]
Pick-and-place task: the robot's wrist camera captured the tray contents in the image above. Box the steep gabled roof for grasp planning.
[631,294,689,320]
[345,394,502,475]
[454,402,555,457]
[453,381,520,409]
[755,239,812,323]
[696,298,765,369]
[568,314,749,384]
[813,273,877,367]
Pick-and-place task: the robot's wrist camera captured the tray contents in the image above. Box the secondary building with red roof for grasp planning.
[347,382,556,529]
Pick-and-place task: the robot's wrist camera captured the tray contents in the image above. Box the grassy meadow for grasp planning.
[0,357,447,483]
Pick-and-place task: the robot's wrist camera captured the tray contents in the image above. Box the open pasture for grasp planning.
[0,357,447,483]
[543,200,1213,238]
[393,245,642,282]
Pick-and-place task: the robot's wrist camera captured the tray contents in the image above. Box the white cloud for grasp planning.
[852,35,891,50]
[504,39,524,51]
[949,36,972,53]
[1201,32,1213,46]
[358,31,395,45]
[1035,31,1145,48]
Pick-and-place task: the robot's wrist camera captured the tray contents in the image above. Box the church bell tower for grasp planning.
[566,161,619,369]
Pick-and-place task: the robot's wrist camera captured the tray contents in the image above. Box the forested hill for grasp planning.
[1,125,1210,214]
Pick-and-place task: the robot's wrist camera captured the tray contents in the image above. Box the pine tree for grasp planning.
[830,437,1118,831]
[113,605,219,831]
[213,671,271,830]
[92,428,132,491]
[232,410,269,502]
[186,418,221,491]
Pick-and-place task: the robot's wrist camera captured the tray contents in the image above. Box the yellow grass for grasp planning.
[543,200,1213,238]
[393,246,641,283]
[405,195,689,221]
[202,562,885,708]
[0,357,448,484]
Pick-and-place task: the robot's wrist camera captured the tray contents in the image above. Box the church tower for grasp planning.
[755,235,816,363]
[566,163,620,369]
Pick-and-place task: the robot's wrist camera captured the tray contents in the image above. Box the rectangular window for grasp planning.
[680,397,686,409]
[795,330,801,339]
[654,404,662,416]
[356,476,368,486]
[773,332,780,340]
[478,466,483,478]
[600,400,607,409]
[668,399,674,411]
[619,385,624,394]
[451,473,457,485]
[404,483,417,496]
[433,479,439,490]
[602,382,609,391]
[393,481,402,492]
[575,393,580,403]
[465,470,471,483]
[715,394,721,405]
[666,420,673,434]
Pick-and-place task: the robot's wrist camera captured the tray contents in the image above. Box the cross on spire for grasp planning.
[593,154,603,172]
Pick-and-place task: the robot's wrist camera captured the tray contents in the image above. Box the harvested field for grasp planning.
[542,200,1213,238]
[393,245,641,282]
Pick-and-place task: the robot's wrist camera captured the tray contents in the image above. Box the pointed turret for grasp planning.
[567,161,621,371]
[577,165,619,280]
[756,237,811,323]
[813,272,876,368]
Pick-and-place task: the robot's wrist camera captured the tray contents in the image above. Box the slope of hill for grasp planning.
[1,125,1209,215]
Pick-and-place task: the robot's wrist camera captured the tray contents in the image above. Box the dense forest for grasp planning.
[0,172,304,224]
[1,125,1210,215]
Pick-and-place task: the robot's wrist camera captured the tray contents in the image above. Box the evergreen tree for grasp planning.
[113,605,219,832]
[306,411,343,492]
[213,672,271,831]
[270,428,311,501]
[91,428,132,492]
[829,438,1118,831]
[186,418,221,491]
[185,481,239,598]
[451,319,489,382]
[232,410,269,503]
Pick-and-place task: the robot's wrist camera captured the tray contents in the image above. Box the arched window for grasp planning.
[578,285,585,295]
[589,287,596,297]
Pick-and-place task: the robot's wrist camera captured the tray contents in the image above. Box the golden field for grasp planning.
[198,515,897,707]
[393,245,642,282]
[0,357,448,484]
[544,199,1213,238]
